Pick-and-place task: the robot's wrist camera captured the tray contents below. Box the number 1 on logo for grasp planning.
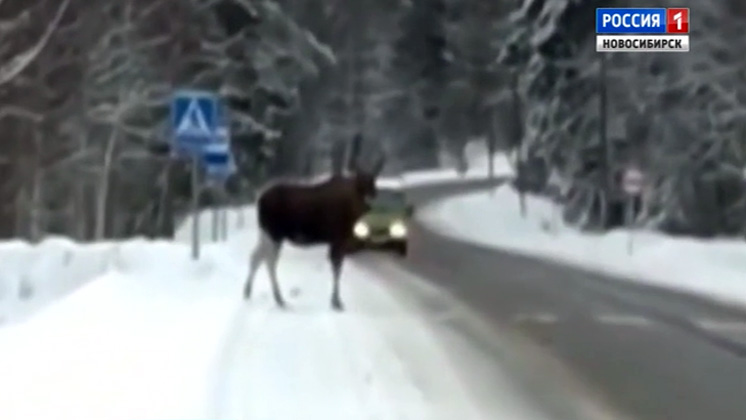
[666,8,689,33]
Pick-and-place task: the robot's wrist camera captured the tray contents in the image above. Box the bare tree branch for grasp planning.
[0,0,71,86]
[0,105,43,122]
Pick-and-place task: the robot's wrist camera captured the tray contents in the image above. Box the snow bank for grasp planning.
[421,185,746,308]
[0,206,252,326]
[0,238,119,324]
[0,206,253,419]
[0,216,254,419]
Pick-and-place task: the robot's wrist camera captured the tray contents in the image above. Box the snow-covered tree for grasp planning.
[386,0,449,170]
[0,0,335,240]
[500,0,746,236]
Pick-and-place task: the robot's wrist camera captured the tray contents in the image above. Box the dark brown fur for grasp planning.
[243,164,382,311]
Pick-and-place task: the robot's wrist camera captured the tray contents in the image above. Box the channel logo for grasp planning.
[596,8,689,52]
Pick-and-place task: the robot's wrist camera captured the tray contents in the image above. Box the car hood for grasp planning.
[359,211,406,227]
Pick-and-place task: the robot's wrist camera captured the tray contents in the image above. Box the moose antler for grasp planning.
[371,153,386,176]
[330,139,346,176]
[346,133,363,172]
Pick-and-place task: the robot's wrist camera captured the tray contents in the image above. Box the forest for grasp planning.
[1,0,746,240]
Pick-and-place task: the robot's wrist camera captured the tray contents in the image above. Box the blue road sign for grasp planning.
[202,142,235,181]
[171,90,219,156]
[215,126,229,143]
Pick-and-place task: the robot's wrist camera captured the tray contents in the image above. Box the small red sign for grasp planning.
[622,169,644,195]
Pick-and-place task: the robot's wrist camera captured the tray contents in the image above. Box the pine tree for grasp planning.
[388,0,448,170]
[392,0,448,111]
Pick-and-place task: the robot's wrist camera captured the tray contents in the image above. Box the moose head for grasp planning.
[345,132,386,200]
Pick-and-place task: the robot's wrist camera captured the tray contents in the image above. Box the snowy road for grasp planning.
[212,247,498,420]
[0,193,609,418]
[209,237,595,420]
[406,182,746,420]
[210,243,622,420]
[209,177,619,420]
[0,176,623,420]
[2,156,740,420]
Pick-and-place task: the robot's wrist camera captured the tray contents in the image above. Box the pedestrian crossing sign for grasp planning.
[171,90,218,155]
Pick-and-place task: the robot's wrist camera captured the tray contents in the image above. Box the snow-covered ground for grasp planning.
[0,183,555,420]
[0,239,118,324]
[5,143,746,417]
[0,231,244,419]
[212,241,548,420]
[421,183,746,309]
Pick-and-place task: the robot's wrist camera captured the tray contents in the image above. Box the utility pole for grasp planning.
[511,69,527,217]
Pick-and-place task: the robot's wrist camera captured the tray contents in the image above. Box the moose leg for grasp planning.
[243,231,272,299]
[266,240,286,308]
[328,244,345,311]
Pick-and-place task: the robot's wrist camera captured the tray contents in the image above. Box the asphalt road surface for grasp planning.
[360,178,746,420]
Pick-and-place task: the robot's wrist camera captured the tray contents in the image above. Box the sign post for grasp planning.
[202,140,235,242]
[220,203,228,240]
[171,90,220,259]
[622,167,644,254]
[212,205,220,242]
[218,127,231,241]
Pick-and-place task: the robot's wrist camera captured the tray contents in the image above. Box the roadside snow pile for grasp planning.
[0,208,255,419]
[0,238,119,324]
[0,208,252,326]
[421,184,746,308]
[0,233,248,419]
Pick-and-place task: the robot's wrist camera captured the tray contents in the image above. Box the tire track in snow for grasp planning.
[355,254,632,420]
[211,247,492,420]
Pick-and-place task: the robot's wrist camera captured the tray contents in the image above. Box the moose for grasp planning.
[243,142,385,311]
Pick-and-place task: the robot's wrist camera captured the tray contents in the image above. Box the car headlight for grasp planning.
[389,221,407,237]
[353,221,369,238]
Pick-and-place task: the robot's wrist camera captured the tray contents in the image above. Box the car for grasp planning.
[352,188,413,256]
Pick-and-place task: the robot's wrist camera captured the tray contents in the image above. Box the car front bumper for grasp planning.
[360,236,405,246]
[353,233,407,249]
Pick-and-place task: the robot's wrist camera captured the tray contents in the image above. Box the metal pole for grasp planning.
[220,187,228,240]
[190,156,200,260]
[217,209,223,241]
[220,208,228,240]
[626,196,634,254]
[212,206,219,242]
[551,199,559,235]
[511,69,527,217]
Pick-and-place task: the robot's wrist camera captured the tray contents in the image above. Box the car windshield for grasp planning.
[371,189,405,210]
